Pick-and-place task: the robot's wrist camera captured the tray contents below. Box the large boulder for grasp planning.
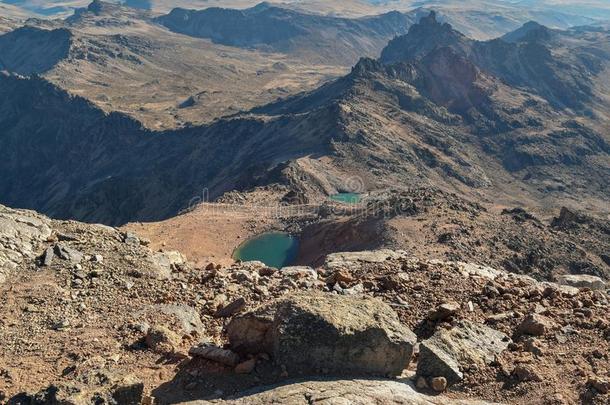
[226,292,416,377]
[417,320,511,385]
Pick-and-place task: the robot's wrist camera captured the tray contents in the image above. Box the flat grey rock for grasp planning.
[177,378,498,404]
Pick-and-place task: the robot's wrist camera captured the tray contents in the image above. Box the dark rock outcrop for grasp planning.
[0,27,71,75]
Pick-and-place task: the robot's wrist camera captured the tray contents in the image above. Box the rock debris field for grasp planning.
[0,204,608,404]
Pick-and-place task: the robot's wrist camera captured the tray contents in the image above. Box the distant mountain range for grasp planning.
[0,12,608,224]
[156,3,415,65]
[2,0,608,30]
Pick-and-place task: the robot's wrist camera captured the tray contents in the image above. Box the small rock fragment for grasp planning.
[428,302,460,322]
[280,266,318,281]
[512,365,543,382]
[431,376,448,392]
[327,269,355,285]
[415,376,428,390]
[557,274,606,291]
[189,343,240,367]
[235,358,257,374]
[41,247,54,266]
[588,377,610,394]
[123,233,140,246]
[145,325,180,354]
[52,319,71,331]
[259,267,277,277]
[417,320,511,385]
[54,244,83,264]
[214,297,246,318]
[523,337,543,356]
[517,314,556,336]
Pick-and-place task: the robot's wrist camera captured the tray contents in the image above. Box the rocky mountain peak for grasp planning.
[407,10,460,40]
[250,1,275,13]
[502,21,553,43]
[413,10,442,30]
[66,0,149,25]
[350,57,385,76]
[86,0,121,15]
[379,11,470,64]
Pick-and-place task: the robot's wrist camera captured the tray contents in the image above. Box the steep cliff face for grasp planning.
[156,4,415,65]
[0,74,339,224]
[0,27,72,74]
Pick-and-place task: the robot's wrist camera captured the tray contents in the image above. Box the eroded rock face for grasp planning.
[226,304,276,355]
[177,379,496,405]
[227,292,416,377]
[0,205,52,283]
[417,320,511,385]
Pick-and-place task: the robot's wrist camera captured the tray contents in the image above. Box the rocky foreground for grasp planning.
[0,204,609,404]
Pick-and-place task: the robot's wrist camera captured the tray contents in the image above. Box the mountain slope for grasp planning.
[381,12,610,110]
[156,3,415,65]
[0,14,609,225]
[0,1,345,129]
[0,74,340,224]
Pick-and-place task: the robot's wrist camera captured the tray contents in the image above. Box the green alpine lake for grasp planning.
[329,193,362,204]
[233,232,299,268]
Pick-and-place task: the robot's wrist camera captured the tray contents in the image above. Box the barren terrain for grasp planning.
[0,3,609,405]
[1,204,608,404]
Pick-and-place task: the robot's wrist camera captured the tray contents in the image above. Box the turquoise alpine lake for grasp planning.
[329,193,362,204]
[233,232,299,268]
